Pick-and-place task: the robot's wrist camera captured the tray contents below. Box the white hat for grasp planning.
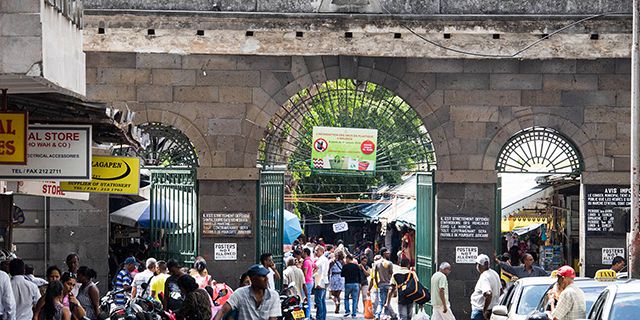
[475,254,490,265]
[146,258,157,268]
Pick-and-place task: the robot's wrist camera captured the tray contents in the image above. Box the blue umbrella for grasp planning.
[283,210,302,245]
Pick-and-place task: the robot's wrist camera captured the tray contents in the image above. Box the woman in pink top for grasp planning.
[302,248,314,318]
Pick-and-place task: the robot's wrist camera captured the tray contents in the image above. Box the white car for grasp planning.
[491,277,556,320]
[587,279,640,320]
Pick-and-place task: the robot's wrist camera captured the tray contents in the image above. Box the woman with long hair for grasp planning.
[193,260,214,289]
[40,281,71,320]
[328,251,345,314]
[77,266,100,319]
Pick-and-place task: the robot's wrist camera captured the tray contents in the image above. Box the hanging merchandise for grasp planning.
[540,224,547,241]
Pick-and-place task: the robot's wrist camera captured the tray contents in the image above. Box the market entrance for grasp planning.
[495,127,583,277]
[109,123,199,273]
[258,79,437,276]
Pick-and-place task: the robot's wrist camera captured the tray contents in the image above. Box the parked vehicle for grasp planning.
[490,276,556,320]
[279,283,306,320]
[586,279,640,320]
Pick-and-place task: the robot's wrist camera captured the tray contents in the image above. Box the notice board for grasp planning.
[439,215,490,240]
[585,185,630,235]
[202,212,252,237]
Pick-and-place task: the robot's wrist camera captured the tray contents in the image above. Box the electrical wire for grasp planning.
[380,6,625,58]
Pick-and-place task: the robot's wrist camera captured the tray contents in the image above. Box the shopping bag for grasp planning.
[364,299,374,319]
[413,309,430,320]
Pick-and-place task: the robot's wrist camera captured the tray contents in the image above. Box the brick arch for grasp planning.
[482,115,598,172]
[132,108,213,167]
[245,56,450,169]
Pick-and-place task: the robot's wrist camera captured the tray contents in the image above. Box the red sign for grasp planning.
[314,138,328,152]
[360,140,376,155]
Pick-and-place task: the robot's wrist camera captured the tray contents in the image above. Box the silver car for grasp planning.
[491,277,556,320]
[587,279,640,320]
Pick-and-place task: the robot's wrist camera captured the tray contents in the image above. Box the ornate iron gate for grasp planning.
[416,172,435,313]
[257,171,285,286]
[150,169,198,264]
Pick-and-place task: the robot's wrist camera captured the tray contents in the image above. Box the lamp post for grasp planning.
[630,0,640,279]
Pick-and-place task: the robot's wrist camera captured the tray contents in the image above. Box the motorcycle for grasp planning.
[279,283,306,320]
[97,288,129,320]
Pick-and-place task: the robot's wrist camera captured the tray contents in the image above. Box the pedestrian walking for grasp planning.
[25,264,48,288]
[9,258,38,320]
[61,272,87,319]
[283,257,307,301]
[430,262,455,320]
[329,251,345,313]
[367,255,382,316]
[341,254,361,318]
[150,260,170,302]
[193,259,213,289]
[301,248,314,319]
[549,266,585,320]
[387,258,413,320]
[131,258,157,299]
[65,253,80,296]
[40,281,70,320]
[470,254,500,320]
[114,257,136,306]
[313,245,330,320]
[214,264,282,320]
[373,248,393,319]
[358,255,371,303]
[76,266,100,320]
[175,275,212,320]
[163,259,185,313]
[261,253,281,291]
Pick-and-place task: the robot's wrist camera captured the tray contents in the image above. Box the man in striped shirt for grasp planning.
[114,257,137,305]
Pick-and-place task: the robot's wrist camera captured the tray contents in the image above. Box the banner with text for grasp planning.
[311,126,377,174]
[0,125,91,180]
[60,156,140,195]
[17,181,89,200]
[0,112,27,164]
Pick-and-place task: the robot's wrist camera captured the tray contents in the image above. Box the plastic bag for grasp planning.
[364,299,375,319]
[414,309,430,320]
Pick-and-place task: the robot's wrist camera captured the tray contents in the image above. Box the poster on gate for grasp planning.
[60,156,140,195]
[0,125,91,180]
[601,248,625,265]
[311,126,378,175]
[214,243,237,261]
[455,246,478,264]
[0,112,27,164]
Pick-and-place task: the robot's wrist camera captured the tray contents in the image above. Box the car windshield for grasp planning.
[516,284,551,315]
[609,293,640,320]
[580,285,607,312]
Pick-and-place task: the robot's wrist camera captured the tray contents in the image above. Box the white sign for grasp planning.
[602,248,625,265]
[0,125,91,181]
[456,246,478,264]
[333,222,349,233]
[214,243,237,261]
[17,181,89,200]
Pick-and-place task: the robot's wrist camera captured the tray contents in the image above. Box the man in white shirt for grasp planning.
[431,262,455,320]
[131,258,157,299]
[470,254,500,320]
[0,266,16,320]
[313,246,330,320]
[9,259,39,320]
[260,253,281,291]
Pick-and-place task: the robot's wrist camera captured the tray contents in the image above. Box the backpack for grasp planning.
[396,272,430,305]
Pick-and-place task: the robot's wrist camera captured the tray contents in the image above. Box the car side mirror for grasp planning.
[493,305,509,316]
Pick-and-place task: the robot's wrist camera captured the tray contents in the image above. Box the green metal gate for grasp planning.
[257,171,285,285]
[494,176,502,271]
[149,169,198,265]
[416,172,435,314]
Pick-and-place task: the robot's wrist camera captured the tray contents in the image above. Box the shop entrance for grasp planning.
[495,127,583,275]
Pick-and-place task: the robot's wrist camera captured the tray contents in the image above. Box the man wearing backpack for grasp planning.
[386,258,413,320]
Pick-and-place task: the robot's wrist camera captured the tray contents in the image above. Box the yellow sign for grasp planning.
[501,216,548,233]
[594,269,617,282]
[60,156,140,195]
[0,112,27,164]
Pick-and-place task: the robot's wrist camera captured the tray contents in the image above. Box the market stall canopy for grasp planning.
[501,185,554,218]
[110,198,187,228]
[7,93,146,147]
[511,223,543,236]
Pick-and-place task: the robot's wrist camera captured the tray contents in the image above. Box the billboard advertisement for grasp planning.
[311,126,378,174]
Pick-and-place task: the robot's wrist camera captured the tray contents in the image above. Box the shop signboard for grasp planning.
[311,126,377,175]
[0,112,27,164]
[17,180,89,200]
[455,246,478,264]
[214,243,237,261]
[0,125,91,180]
[601,248,625,265]
[60,156,140,195]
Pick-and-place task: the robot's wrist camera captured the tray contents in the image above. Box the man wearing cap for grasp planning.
[550,266,585,320]
[214,264,282,320]
[431,262,455,320]
[131,258,157,299]
[470,254,500,320]
[114,257,136,305]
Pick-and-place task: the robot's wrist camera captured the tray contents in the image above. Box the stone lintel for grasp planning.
[581,171,630,185]
[435,170,497,184]
[197,167,260,181]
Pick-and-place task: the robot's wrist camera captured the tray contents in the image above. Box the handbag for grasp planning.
[397,272,430,305]
[364,299,374,319]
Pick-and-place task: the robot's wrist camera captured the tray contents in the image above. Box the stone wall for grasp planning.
[83,0,631,14]
[84,51,632,316]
